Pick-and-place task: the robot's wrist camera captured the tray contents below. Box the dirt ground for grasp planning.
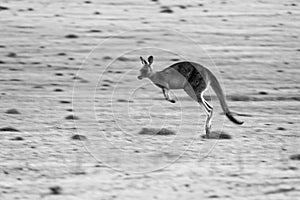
[0,0,299,199]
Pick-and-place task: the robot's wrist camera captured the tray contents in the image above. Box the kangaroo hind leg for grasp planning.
[184,86,213,138]
[201,94,213,138]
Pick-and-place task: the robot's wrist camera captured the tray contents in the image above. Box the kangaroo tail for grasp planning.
[208,71,244,125]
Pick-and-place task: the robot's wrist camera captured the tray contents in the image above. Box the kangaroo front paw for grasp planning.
[169,99,176,103]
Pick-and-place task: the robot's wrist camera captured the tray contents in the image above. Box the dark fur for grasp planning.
[168,62,207,101]
[226,113,244,125]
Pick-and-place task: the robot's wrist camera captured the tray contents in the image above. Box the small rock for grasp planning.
[10,136,24,141]
[71,134,87,140]
[0,6,9,10]
[10,79,22,82]
[88,29,102,33]
[94,11,101,15]
[0,60,5,64]
[289,166,297,170]
[277,127,286,130]
[31,61,41,65]
[95,163,104,167]
[5,109,20,114]
[54,88,63,92]
[59,100,71,104]
[0,127,20,132]
[160,8,173,13]
[72,171,86,175]
[65,115,79,120]
[138,128,175,135]
[33,85,43,89]
[117,56,131,61]
[258,91,268,95]
[9,68,21,71]
[57,53,66,56]
[65,34,79,39]
[103,56,112,60]
[117,99,133,103]
[27,8,34,11]
[265,187,295,194]
[290,154,300,161]
[208,195,219,198]
[55,73,64,76]
[72,76,81,80]
[7,52,17,57]
[49,186,62,195]
[103,79,114,83]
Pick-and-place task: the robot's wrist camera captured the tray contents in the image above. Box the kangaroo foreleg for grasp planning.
[162,88,175,103]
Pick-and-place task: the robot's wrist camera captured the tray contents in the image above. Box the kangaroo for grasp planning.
[137,56,244,138]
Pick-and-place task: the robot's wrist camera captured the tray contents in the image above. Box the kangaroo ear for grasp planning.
[140,56,147,65]
[148,56,153,65]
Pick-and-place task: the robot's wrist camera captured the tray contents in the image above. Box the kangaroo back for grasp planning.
[208,70,244,125]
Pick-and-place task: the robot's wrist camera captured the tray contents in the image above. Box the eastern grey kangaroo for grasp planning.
[137,56,243,138]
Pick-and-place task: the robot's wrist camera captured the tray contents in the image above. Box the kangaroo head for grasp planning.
[137,56,154,80]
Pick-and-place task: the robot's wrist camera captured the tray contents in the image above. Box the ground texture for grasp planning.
[0,0,299,199]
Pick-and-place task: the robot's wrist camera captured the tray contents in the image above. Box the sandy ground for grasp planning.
[0,0,300,199]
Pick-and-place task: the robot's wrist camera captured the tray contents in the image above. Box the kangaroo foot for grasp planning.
[205,127,211,139]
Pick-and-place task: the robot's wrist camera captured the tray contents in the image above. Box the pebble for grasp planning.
[0,127,20,132]
[5,109,20,114]
[71,134,87,140]
[65,115,79,120]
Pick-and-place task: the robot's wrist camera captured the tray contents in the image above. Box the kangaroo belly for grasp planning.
[167,72,187,89]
